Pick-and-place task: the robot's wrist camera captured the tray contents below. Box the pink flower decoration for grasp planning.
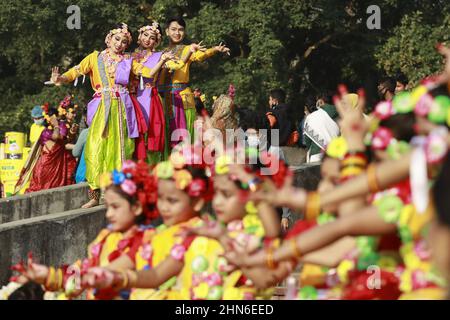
[425,132,448,164]
[122,160,137,171]
[227,220,244,232]
[192,274,203,287]
[91,243,102,258]
[121,179,137,195]
[371,127,394,150]
[206,273,223,286]
[243,292,255,300]
[414,94,433,117]
[140,244,153,261]
[411,270,428,290]
[374,101,394,120]
[170,244,186,261]
[414,240,431,260]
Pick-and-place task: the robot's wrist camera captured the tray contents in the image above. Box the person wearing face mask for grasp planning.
[29,105,46,146]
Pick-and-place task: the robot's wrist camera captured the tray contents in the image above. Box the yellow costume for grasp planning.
[169,211,272,300]
[130,216,203,300]
[159,45,217,141]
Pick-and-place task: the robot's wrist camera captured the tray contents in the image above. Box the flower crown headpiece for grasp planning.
[100,160,159,222]
[57,94,79,117]
[40,102,65,130]
[138,22,161,42]
[372,84,450,126]
[153,145,213,200]
[106,23,132,45]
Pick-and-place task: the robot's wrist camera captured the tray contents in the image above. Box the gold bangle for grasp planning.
[59,268,64,290]
[367,164,380,193]
[341,157,367,167]
[45,267,55,290]
[340,166,364,178]
[120,271,129,290]
[265,248,276,270]
[290,238,302,260]
[305,192,320,221]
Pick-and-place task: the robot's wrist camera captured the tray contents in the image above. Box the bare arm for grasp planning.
[226,205,396,267]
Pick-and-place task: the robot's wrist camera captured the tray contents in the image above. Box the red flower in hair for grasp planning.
[187,178,207,197]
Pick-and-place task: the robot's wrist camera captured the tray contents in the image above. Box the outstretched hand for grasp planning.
[214,42,230,55]
[46,67,62,86]
[333,85,368,149]
[10,252,49,285]
[190,41,207,53]
[223,247,266,268]
[249,174,307,212]
[81,267,116,290]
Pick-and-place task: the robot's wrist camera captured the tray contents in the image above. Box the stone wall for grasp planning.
[0,183,90,224]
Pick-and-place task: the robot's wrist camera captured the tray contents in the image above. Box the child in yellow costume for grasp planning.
[11,160,158,300]
[169,152,294,300]
[81,145,211,299]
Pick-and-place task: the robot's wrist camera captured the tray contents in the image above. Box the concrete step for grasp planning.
[0,183,90,224]
[0,205,106,285]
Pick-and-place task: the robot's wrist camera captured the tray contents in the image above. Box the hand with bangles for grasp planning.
[178,218,234,250]
[81,267,118,290]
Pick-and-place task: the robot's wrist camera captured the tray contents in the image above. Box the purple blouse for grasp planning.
[39,121,68,145]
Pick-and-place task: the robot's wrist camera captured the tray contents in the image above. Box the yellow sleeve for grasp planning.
[165,59,185,71]
[131,59,153,78]
[191,48,217,62]
[62,51,97,83]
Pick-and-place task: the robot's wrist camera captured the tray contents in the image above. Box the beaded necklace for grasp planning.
[101,49,124,78]
[134,48,154,64]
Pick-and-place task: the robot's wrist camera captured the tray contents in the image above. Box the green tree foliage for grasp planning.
[1,0,449,138]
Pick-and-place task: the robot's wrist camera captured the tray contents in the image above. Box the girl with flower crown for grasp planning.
[10,160,158,300]
[15,97,77,194]
[48,23,144,209]
[130,21,183,164]
[166,150,296,300]
[81,144,212,299]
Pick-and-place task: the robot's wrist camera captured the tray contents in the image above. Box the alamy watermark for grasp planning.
[66,5,81,30]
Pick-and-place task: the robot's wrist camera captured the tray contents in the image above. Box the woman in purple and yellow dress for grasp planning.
[130,21,183,164]
[49,23,141,208]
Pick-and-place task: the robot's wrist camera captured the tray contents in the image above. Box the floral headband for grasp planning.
[105,23,132,45]
[100,160,158,221]
[57,94,78,117]
[153,145,212,200]
[373,85,450,125]
[138,22,162,42]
